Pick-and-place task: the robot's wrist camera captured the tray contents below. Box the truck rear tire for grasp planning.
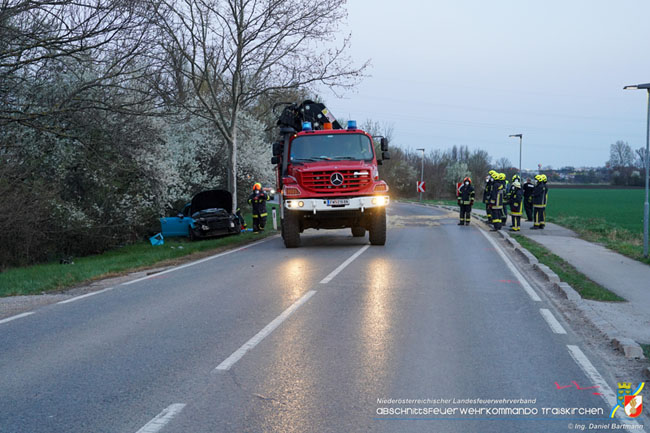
[351,226,366,237]
[368,208,386,246]
[282,211,301,248]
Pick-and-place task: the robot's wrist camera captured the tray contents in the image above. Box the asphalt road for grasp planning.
[0,203,642,433]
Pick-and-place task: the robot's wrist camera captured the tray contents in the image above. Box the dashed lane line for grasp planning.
[135,403,186,433]
[214,290,317,372]
[0,312,34,325]
[320,245,370,284]
[539,308,567,334]
[57,287,114,304]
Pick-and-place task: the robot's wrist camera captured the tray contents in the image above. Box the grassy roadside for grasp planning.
[510,234,625,302]
[547,215,650,266]
[0,204,280,297]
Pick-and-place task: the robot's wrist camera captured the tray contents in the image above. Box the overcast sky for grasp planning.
[322,0,650,169]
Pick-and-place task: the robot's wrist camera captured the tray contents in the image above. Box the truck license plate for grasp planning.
[327,199,349,206]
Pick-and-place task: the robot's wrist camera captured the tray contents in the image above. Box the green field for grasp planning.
[543,188,647,264]
[547,188,644,233]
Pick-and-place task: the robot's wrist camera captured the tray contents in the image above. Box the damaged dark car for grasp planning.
[188,190,241,240]
[160,190,241,240]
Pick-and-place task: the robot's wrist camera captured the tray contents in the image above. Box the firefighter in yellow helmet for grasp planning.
[508,179,524,231]
[457,176,475,225]
[489,172,505,230]
[531,174,548,229]
[248,182,270,232]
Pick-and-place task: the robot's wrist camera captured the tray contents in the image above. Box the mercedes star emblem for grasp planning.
[330,172,344,186]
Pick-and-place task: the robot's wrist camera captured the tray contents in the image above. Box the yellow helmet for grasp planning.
[490,171,499,179]
[534,174,543,182]
[512,174,521,181]
[489,170,496,176]
[541,174,548,182]
[499,173,506,181]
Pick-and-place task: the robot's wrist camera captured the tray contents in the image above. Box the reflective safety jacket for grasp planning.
[509,187,524,215]
[248,191,270,217]
[532,183,548,208]
[458,183,475,205]
[489,181,505,210]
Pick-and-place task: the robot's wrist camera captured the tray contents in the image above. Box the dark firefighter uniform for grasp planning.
[506,174,520,225]
[248,183,270,232]
[457,176,475,225]
[531,174,548,229]
[489,172,505,231]
[523,178,535,221]
[484,170,496,223]
[508,180,524,231]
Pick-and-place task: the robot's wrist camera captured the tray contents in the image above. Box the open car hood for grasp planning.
[191,189,233,214]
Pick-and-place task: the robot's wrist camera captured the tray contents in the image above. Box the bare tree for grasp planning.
[608,140,634,168]
[151,0,368,208]
[636,146,648,170]
[495,157,512,171]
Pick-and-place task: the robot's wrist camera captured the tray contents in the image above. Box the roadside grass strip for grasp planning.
[0,229,278,297]
[511,234,625,302]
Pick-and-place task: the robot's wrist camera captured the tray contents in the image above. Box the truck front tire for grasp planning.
[368,207,386,246]
[351,226,366,237]
[282,211,301,248]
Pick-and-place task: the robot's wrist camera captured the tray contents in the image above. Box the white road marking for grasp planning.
[319,245,370,284]
[57,287,114,304]
[567,345,646,431]
[0,312,34,325]
[479,229,541,301]
[539,308,567,334]
[135,403,186,433]
[214,290,317,372]
[123,236,277,286]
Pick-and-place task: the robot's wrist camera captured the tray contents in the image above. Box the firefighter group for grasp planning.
[457,172,548,231]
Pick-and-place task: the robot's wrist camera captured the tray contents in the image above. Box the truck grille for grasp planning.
[300,170,371,193]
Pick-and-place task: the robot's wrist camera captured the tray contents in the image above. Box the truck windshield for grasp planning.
[290,133,374,162]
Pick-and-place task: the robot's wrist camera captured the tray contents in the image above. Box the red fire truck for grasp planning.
[271,101,391,248]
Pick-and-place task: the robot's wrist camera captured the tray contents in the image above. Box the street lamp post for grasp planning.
[624,83,650,257]
[416,148,425,202]
[509,134,523,177]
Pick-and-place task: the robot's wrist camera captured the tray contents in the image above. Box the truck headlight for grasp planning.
[372,196,387,206]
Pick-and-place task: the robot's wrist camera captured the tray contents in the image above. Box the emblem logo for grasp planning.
[330,172,344,186]
[611,382,644,418]
[624,395,642,418]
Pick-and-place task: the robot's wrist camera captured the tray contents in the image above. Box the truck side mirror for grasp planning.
[382,151,390,160]
[271,156,280,164]
[272,141,282,156]
[380,137,388,151]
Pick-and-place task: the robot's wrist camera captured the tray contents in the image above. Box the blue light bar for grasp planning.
[347,120,357,130]
[302,121,312,131]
